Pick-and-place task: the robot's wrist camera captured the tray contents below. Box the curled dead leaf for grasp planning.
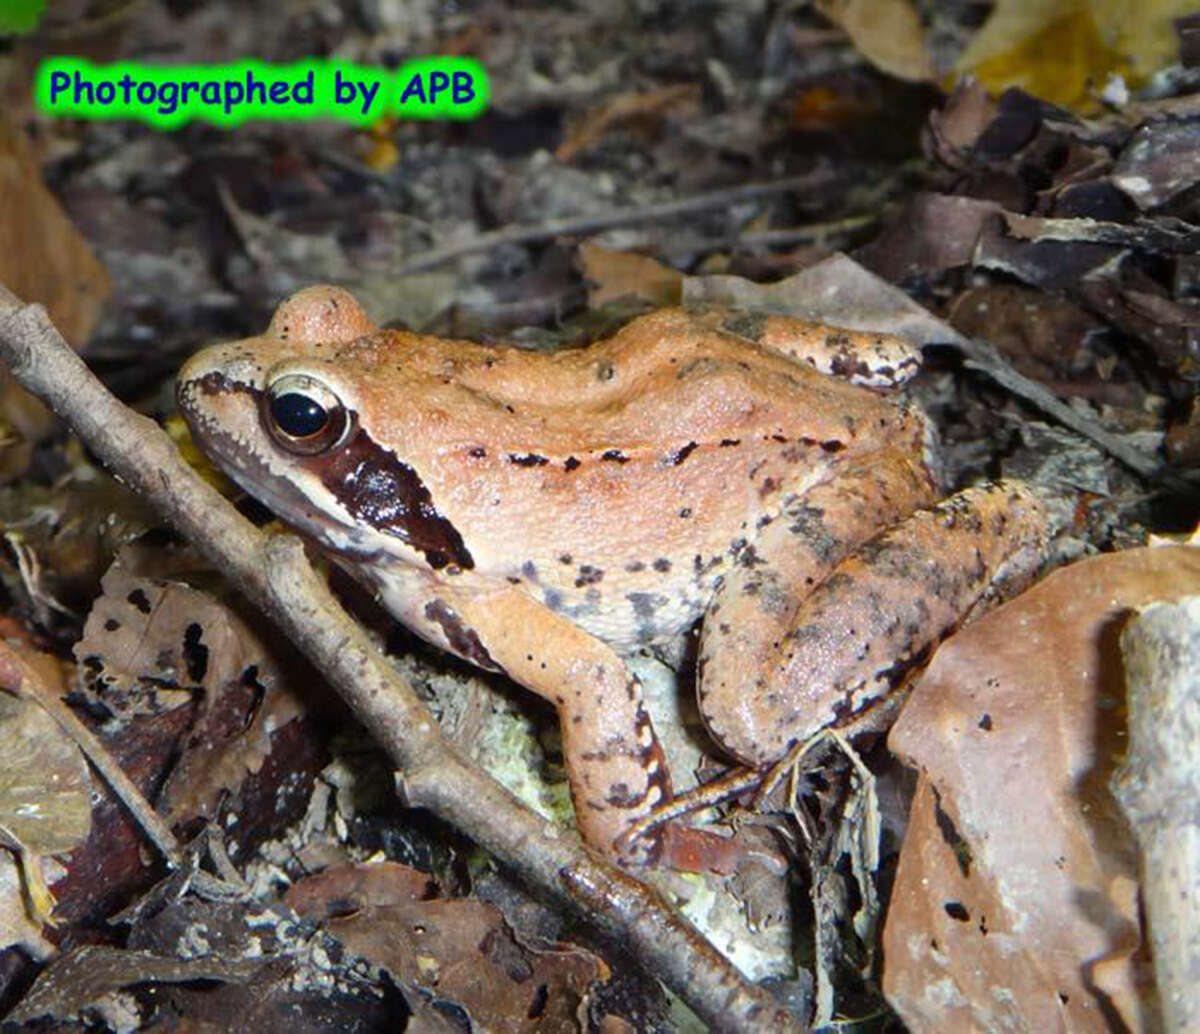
[883,546,1200,1033]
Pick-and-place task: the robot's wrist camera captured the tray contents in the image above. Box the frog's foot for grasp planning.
[658,823,789,876]
[613,767,791,874]
[755,729,835,809]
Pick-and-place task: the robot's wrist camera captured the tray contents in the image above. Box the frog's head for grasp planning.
[176,285,473,572]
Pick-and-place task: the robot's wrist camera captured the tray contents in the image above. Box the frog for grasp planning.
[176,285,1049,867]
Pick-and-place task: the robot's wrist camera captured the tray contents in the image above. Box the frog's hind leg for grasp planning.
[697,453,935,766]
[699,481,1049,768]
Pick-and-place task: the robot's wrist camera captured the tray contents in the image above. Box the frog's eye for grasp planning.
[263,374,351,455]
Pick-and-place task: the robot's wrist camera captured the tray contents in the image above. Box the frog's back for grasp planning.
[334,310,927,648]
[354,308,905,459]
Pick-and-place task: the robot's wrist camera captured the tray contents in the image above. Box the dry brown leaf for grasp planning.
[0,692,92,856]
[947,283,1110,387]
[0,115,110,347]
[815,0,933,82]
[7,944,263,1026]
[77,556,255,712]
[0,850,53,959]
[578,242,682,309]
[75,544,306,824]
[883,546,1200,1034]
[1166,396,1200,466]
[284,861,437,918]
[684,253,967,346]
[0,113,110,483]
[329,894,606,1033]
[1113,120,1200,210]
[0,469,157,622]
[925,80,998,163]
[855,193,1004,283]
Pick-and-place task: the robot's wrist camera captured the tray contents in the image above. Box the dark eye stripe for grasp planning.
[306,428,474,571]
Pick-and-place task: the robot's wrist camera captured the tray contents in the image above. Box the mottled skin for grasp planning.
[177,286,1048,865]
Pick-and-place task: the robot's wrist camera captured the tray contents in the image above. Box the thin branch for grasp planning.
[392,169,834,277]
[733,215,877,250]
[954,336,1181,485]
[20,664,183,868]
[0,287,805,1034]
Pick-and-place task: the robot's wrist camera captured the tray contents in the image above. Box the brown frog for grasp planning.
[177,285,1048,865]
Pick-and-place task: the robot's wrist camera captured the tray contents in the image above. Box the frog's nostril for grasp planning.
[178,369,233,400]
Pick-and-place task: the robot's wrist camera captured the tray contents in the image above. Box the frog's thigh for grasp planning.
[701,481,1049,767]
[435,586,671,863]
[698,455,933,761]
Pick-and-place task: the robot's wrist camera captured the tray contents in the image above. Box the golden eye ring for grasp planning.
[262,373,352,455]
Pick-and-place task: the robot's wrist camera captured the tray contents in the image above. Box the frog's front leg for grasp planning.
[416,583,673,865]
[700,481,1049,767]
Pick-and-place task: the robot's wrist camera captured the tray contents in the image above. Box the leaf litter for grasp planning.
[1,1,1199,1031]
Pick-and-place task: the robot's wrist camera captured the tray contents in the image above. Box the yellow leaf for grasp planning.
[954,0,1187,112]
[816,0,933,81]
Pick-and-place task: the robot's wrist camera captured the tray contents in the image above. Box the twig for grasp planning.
[732,214,877,251]
[25,668,183,867]
[0,287,805,1034]
[954,335,1183,486]
[393,168,834,277]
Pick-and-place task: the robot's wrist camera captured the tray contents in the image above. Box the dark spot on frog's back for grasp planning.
[315,428,474,570]
[830,352,875,381]
[575,564,604,587]
[663,441,698,466]
[508,452,548,466]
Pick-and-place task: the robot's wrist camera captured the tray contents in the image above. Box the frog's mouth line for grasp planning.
[180,372,475,573]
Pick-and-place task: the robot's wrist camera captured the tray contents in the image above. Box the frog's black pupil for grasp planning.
[271,392,328,437]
